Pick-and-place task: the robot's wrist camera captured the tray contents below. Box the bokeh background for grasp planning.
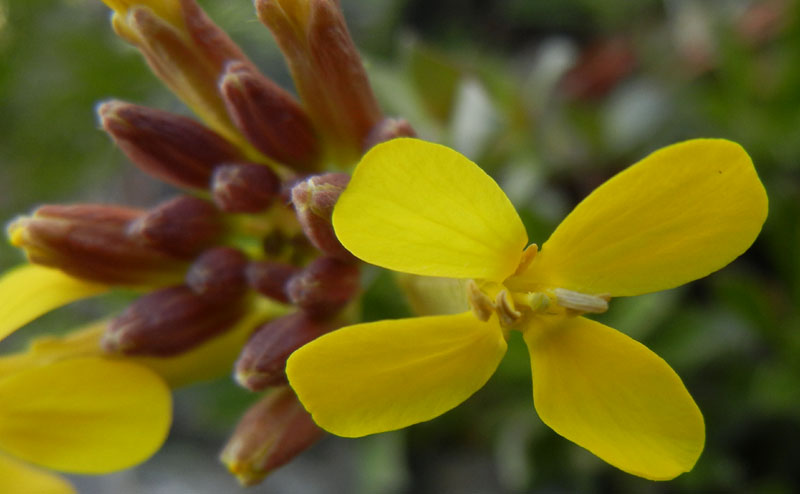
[1,0,799,492]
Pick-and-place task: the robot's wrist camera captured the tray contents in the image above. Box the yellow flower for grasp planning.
[286,137,768,480]
[0,354,172,493]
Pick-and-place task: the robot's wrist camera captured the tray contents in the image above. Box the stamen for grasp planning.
[495,290,522,327]
[466,280,494,321]
[552,288,610,314]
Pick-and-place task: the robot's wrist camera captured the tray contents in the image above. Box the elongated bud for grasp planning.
[7,204,186,286]
[129,196,222,258]
[177,0,255,73]
[256,0,382,165]
[99,100,243,190]
[211,163,281,213]
[245,261,298,303]
[235,312,331,390]
[109,4,254,146]
[287,257,359,318]
[220,62,320,170]
[103,285,244,356]
[186,247,249,299]
[220,387,323,486]
[363,117,416,151]
[291,173,352,260]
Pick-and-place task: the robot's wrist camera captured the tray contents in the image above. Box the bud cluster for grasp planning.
[10,0,415,485]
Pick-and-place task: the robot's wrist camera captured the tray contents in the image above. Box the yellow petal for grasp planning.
[0,357,172,473]
[0,321,107,379]
[524,316,704,480]
[333,138,527,281]
[0,265,108,342]
[287,312,507,437]
[395,274,469,316]
[521,139,767,296]
[0,454,75,494]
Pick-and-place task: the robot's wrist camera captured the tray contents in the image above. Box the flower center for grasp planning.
[466,243,610,330]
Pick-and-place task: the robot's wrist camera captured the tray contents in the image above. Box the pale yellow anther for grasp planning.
[495,290,521,327]
[551,288,610,314]
[466,280,494,322]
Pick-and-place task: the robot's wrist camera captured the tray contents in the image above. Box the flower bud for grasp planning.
[291,173,353,260]
[220,387,323,486]
[106,1,262,147]
[7,204,186,286]
[235,312,331,390]
[220,62,320,171]
[256,0,382,165]
[185,247,249,300]
[99,100,244,189]
[103,285,244,356]
[287,257,359,318]
[111,7,241,144]
[177,0,255,73]
[363,117,417,152]
[128,196,222,258]
[211,163,281,213]
[245,261,299,303]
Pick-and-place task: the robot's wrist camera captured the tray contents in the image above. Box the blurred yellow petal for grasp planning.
[524,316,704,480]
[0,357,172,473]
[521,139,767,296]
[0,265,107,342]
[287,312,507,437]
[333,138,527,281]
[0,321,106,379]
[0,454,75,494]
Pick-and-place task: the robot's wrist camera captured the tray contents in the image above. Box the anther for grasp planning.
[466,280,494,322]
[552,288,610,314]
[495,290,522,327]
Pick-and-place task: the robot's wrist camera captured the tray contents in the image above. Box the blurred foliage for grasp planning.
[2,0,800,492]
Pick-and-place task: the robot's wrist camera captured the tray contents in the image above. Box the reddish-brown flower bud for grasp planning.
[177,0,256,74]
[186,247,249,300]
[291,173,353,260]
[7,204,186,286]
[128,196,222,258]
[245,261,299,304]
[211,162,281,213]
[103,284,244,356]
[287,257,359,318]
[99,100,244,189]
[363,117,417,152]
[235,312,331,390]
[256,0,382,165]
[220,62,320,171]
[108,2,259,147]
[220,387,323,486]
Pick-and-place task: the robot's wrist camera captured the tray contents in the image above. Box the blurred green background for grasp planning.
[1,0,799,492]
